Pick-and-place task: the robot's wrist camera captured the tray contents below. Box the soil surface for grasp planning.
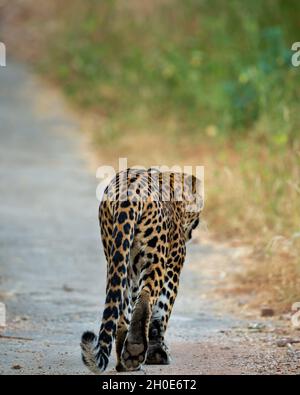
[0,63,299,375]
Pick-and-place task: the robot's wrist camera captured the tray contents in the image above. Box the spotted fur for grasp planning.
[81,168,202,373]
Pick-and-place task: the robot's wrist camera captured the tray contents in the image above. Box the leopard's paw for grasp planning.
[145,342,171,365]
[121,338,148,371]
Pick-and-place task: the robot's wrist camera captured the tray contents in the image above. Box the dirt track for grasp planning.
[0,63,299,375]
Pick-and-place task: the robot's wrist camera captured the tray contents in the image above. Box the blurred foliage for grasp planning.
[41,0,300,146]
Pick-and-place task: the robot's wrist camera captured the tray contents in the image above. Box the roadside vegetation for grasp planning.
[3,0,300,311]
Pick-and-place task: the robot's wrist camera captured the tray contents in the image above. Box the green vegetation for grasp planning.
[12,0,300,310]
[44,0,300,145]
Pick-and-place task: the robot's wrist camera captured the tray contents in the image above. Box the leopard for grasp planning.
[80,168,203,373]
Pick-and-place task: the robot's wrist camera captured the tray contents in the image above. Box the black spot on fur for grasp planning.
[148,236,158,248]
[103,305,119,320]
[115,231,123,248]
[149,270,155,280]
[118,265,126,274]
[123,239,130,250]
[160,234,167,243]
[144,227,153,237]
[120,200,130,208]
[107,289,122,302]
[100,331,112,344]
[123,223,131,234]
[104,320,115,332]
[112,251,123,265]
[118,212,127,224]
[129,209,134,220]
[133,253,140,266]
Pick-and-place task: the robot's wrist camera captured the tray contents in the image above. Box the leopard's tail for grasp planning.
[81,201,136,374]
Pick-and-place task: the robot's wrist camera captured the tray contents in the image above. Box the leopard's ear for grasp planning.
[191,174,202,195]
[183,173,204,213]
[183,174,202,196]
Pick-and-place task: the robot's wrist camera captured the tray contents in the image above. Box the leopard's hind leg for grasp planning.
[121,249,166,371]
